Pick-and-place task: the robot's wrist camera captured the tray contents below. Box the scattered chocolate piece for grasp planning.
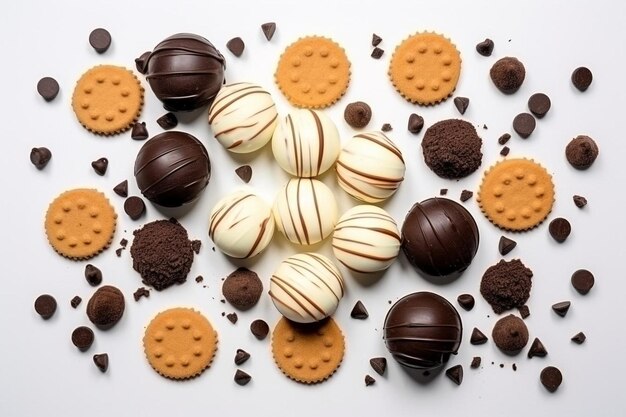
[124,196,146,220]
[470,327,488,345]
[571,332,586,344]
[89,28,111,53]
[113,180,128,198]
[499,363,505,368]
[566,135,599,169]
[475,38,494,56]
[93,353,109,373]
[157,112,178,130]
[500,146,510,156]
[571,67,593,91]
[234,349,251,365]
[220,299,225,303]
[120,238,128,248]
[571,269,594,295]
[540,366,562,392]
[372,33,382,47]
[191,240,201,254]
[513,113,536,138]
[131,122,149,140]
[453,97,470,115]
[85,264,102,286]
[223,268,263,310]
[34,294,57,319]
[234,369,252,386]
[261,22,276,41]
[135,51,150,74]
[512,363,517,371]
[439,188,448,196]
[91,158,108,176]
[235,165,253,183]
[71,296,82,309]
[115,248,123,257]
[133,287,150,302]
[226,37,245,57]
[498,133,511,145]
[369,357,387,376]
[481,259,533,314]
[250,319,270,340]
[552,301,571,317]
[549,217,571,243]
[483,124,488,130]
[344,101,372,128]
[518,305,530,319]
[195,275,204,283]
[37,77,60,101]
[457,294,475,311]
[470,356,481,369]
[226,312,238,324]
[30,147,52,170]
[350,300,369,319]
[492,314,529,354]
[490,57,526,94]
[407,113,424,134]
[498,236,517,256]
[573,195,587,208]
[445,365,463,385]
[371,47,384,59]
[528,93,551,118]
[460,190,473,202]
[72,326,94,351]
[381,123,392,132]
[365,375,376,386]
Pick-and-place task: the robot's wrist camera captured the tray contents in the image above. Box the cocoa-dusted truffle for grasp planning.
[222,268,263,310]
[490,57,526,94]
[86,286,125,330]
[480,259,533,314]
[565,135,599,170]
[343,101,372,128]
[492,314,529,354]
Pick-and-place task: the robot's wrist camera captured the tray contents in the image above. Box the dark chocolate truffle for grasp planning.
[492,314,529,354]
[490,57,526,94]
[86,286,125,330]
[480,259,533,314]
[134,131,211,207]
[383,292,462,371]
[222,268,263,310]
[401,198,479,278]
[565,135,599,170]
[142,33,226,112]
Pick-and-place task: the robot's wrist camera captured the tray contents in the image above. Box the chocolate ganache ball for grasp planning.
[384,292,462,371]
[401,197,479,278]
[141,33,226,112]
[134,131,211,207]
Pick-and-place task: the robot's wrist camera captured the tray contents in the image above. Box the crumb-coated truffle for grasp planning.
[222,268,263,310]
[344,101,372,128]
[480,259,533,314]
[565,135,598,170]
[86,286,125,330]
[490,57,526,94]
[492,314,529,354]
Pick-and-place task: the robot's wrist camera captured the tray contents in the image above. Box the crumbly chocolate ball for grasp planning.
[492,314,529,354]
[222,268,263,310]
[344,101,372,128]
[86,286,125,330]
[490,57,526,94]
[565,135,599,170]
[480,259,533,314]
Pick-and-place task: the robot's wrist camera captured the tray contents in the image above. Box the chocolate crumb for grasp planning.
[261,22,276,41]
[30,147,52,170]
[571,332,586,344]
[220,299,225,303]
[91,158,108,176]
[226,312,238,324]
[93,353,109,373]
[460,190,473,202]
[407,113,424,134]
[191,240,201,254]
[512,363,517,371]
[476,38,494,56]
[365,375,376,386]
[133,287,150,302]
[498,133,511,145]
[234,369,252,385]
[445,365,463,385]
[234,349,251,365]
[500,146,510,156]
[528,338,547,358]
[369,357,387,376]
[131,122,149,140]
[195,275,204,283]
[250,319,270,340]
[439,188,448,196]
[540,366,562,392]
[470,357,481,369]
[518,305,530,319]
[498,236,517,255]
[457,294,475,311]
[350,300,369,319]
[157,112,178,130]
[113,180,128,198]
[499,363,504,368]
[235,165,253,183]
[371,47,384,59]
[453,97,470,115]
[85,264,103,286]
[227,37,245,57]
[549,217,571,243]
[372,33,382,47]
[381,123,392,132]
[573,195,587,208]
[120,239,128,248]
[221,312,225,316]
[71,296,82,309]
[552,301,571,317]
[115,248,123,257]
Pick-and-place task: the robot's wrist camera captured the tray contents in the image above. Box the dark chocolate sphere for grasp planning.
[86,286,125,330]
[401,197,479,278]
[134,131,211,207]
[383,292,462,370]
[143,33,226,111]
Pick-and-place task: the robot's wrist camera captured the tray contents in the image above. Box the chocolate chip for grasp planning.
[460,190,473,202]
[371,47,384,59]
[470,327,488,345]
[498,236,517,255]
[91,158,108,176]
[250,319,269,340]
[113,180,128,198]
[571,67,593,91]
[372,33,382,47]
[226,312,238,324]
[226,37,245,57]
[571,332,586,344]
[549,217,571,243]
[344,101,372,128]
[72,326,94,351]
[133,287,150,302]
[261,22,276,41]
[470,357,481,369]
[513,113,536,138]
[234,369,251,385]
[518,305,530,319]
[37,77,60,101]
[500,146,510,156]
[191,240,201,254]
[93,353,109,373]
[30,147,52,169]
[445,365,463,385]
[528,93,551,118]
[439,188,448,196]
[135,51,150,74]
[71,296,82,309]
[350,300,369,319]
[195,276,204,283]
[234,349,250,365]
[89,28,112,53]
[407,113,424,134]
[235,165,252,183]
[552,301,571,317]
[124,196,146,220]
[381,123,392,132]
[34,294,57,319]
[84,264,102,286]
[498,133,511,145]
[453,97,470,115]
[365,375,376,386]
[571,269,594,295]
[475,38,494,56]
[528,337,547,358]
[131,122,149,140]
[573,195,587,208]
[540,366,562,392]
[457,294,475,311]
[369,357,387,376]
[157,112,178,130]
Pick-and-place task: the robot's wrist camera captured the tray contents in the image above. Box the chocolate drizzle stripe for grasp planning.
[270,275,325,319]
[332,242,397,261]
[286,115,300,177]
[140,154,203,196]
[307,252,345,294]
[309,110,325,176]
[295,179,311,245]
[268,289,307,317]
[354,133,404,162]
[410,203,446,276]
[336,258,370,274]
[335,225,400,241]
[309,180,324,242]
[222,112,277,149]
[209,194,254,238]
[245,216,272,258]
[208,85,266,121]
[285,257,341,301]
[435,199,475,269]
[283,180,303,245]
[336,171,379,200]
[337,160,404,182]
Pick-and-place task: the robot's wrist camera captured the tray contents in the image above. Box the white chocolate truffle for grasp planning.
[269,252,344,323]
[208,82,278,153]
[209,191,275,258]
[332,205,401,273]
[273,178,338,245]
[271,109,340,177]
[336,131,406,203]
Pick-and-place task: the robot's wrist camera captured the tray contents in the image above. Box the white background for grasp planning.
[1,0,625,416]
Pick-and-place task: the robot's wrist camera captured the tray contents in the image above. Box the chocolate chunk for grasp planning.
[89,28,112,53]
[498,133,511,145]
[72,326,94,351]
[113,180,128,198]
[571,332,586,344]
[571,269,594,295]
[460,190,473,202]
[566,135,598,169]
[407,113,424,134]
[571,67,593,91]
[131,122,149,140]
[481,259,533,314]
[250,319,270,340]
[369,357,387,376]
[226,37,245,57]
[439,188,448,196]
[226,312,238,324]
[552,301,571,317]
[30,147,52,170]
[234,349,250,365]
[124,196,146,220]
[445,365,463,385]
[156,112,178,130]
[453,97,470,115]
[457,294,475,311]
[191,240,201,254]
[135,51,151,74]
[512,363,517,371]
[85,264,103,286]
[261,22,276,41]
[37,77,60,101]
[483,124,488,130]
[91,158,108,176]
[540,366,562,392]
[195,276,204,283]
[71,296,82,309]
[372,33,382,47]
[492,314,529,354]
[350,300,369,319]
[518,305,530,319]
[93,353,109,373]
[223,268,263,310]
[475,38,494,56]
[470,327,488,345]
[235,165,252,183]
[470,356,481,369]
[573,195,587,208]
[234,369,252,386]
[344,101,372,128]
[34,294,57,319]
[120,238,128,248]
[549,217,571,243]
[371,47,384,59]
[498,236,517,256]
[528,338,547,358]
[490,57,525,94]
[528,93,551,118]
[512,113,536,138]
[115,248,123,257]
[500,146,510,156]
[381,123,392,132]
[365,375,376,386]
[133,287,150,302]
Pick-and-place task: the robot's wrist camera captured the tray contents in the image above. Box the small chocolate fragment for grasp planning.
[227,37,245,57]
[250,319,270,340]
[369,357,387,376]
[235,165,252,183]
[566,135,598,169]
[234,349,251,365]
[344,101,372,128]
[191,240,201,254]
[372,33,382,47]
[113,180,128,198]
[540,366,562,392]
[37,77,60,101]
[120,238,128,248]
[552,301,571,317]
[518,305,530,319]
[475,38,494,56]
[115,248,123,257]
[89,28,111,53]
[512,363,517,371]
[351,300,369,319]
[195,276,204,283]
[528,93,551,118]
[30,147,52,170]
[470,327,488,345]
[131,122,149,140]
[226,312,238,324]
[470,356,481,369]
[71,296,82,309]
[499,363,504,368]
[365,375,376,386]
[571,67,593,91]
[490,57,525,94]
[133,287,150,302]
[407,113,424,134]
[135,51,150,74]
[460,190,473,202]
[549,218,571,243]
[72,326,94,351]
[124,196,146,220]
[85,264,102,286]
[445,365,463,385]
[223,268,263,310]
[261,22,276,41]
[157,112,178,130]
[571,332,586,344]
[234,369,252,386]
[500,146,510,156]
[34,294,57,319]
[457,294,475,311]
[371,47,384,59]
[453,97,470,115]
[498,236,517,256]
[439,188,448,196]
[492,314,529,354]
[381,123,392,132]
[571,269,594,295]
[513,113,536,138]
[573,195,587,208]
[93,353,109,373]
[498,133,511,145]
[91,158,108,176]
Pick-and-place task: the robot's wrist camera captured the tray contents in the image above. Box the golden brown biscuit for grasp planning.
[44,189,116,260]
[389,32,461,105]
[143,308,218,380]
[275,36,350,108]
[72,65,144,135]
[272,317,345,384]
[477,158,555,231]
